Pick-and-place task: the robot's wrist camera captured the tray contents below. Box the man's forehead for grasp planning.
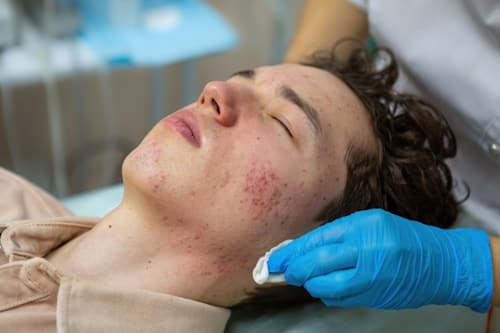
[265,64,366,112]
[256,64,352,114]
[255,63,333,81]
[256,64,350,104]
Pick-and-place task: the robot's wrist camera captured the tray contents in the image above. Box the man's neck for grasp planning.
[46,200,256,308]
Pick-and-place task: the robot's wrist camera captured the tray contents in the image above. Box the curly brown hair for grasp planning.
[309,46,459,228]
[237,46,461,308]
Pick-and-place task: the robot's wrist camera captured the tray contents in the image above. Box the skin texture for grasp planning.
[285,0,368,63]
[491,236,500,306]
[47,63,375,307]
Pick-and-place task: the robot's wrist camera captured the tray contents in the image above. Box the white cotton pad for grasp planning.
[252,239,293,285]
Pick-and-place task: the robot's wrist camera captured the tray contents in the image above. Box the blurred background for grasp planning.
[0,0,303,198]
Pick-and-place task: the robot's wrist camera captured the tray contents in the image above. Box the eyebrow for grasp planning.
[278,85,322,135]
[230,69,322,136]
[229,69,255,80]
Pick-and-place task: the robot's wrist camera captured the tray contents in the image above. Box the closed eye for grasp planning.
[272,116,293,138]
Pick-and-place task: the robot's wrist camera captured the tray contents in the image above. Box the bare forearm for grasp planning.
[490,235,500,306]
[285,0,369,63]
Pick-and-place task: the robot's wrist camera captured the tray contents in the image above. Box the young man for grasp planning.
[0,47,460,332]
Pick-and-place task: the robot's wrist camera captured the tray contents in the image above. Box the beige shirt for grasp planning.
[0,167,230,333]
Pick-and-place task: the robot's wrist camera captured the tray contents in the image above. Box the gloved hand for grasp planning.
[268,209,493,313]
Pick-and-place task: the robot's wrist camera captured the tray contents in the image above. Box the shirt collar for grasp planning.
[1,217,98,261]
[58,278,231,333]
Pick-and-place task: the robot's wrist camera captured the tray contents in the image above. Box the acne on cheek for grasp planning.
[240,161,300,228]
[240,162,279,217]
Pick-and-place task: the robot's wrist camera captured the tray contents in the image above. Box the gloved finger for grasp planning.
[284,243,358,286]
[268,219,352,273]
[304,268,367,300]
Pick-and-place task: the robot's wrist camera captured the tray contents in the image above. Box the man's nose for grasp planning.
[198,81,248,127]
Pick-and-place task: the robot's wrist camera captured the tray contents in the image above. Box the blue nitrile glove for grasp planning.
[268,209,493,313]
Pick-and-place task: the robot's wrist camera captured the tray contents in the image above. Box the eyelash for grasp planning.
[272,116,293,138]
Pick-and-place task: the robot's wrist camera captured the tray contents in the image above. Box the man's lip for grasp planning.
[162,109,202,147]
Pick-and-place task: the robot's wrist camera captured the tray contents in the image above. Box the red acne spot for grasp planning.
[195,235,201,240]
[176,218,183,224]
[239,259,250,269]
[189,191,196,197]
[256,136,261,141]
[243,162,283,220]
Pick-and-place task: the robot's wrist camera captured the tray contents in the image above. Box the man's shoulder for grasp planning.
[0,167,72,223]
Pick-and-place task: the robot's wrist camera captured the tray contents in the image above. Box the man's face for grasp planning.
[122,63,373,260]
